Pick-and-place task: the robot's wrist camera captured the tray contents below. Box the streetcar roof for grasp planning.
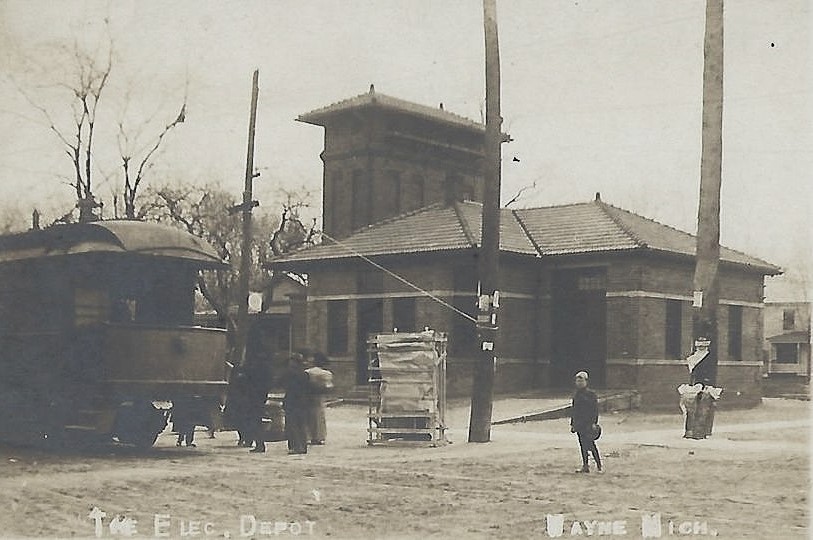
[0,220,226,268]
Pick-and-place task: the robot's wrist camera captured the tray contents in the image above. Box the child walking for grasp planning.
[570,371,602,473]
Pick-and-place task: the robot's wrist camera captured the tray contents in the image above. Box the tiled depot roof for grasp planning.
[298,86,486,133]
[290,204,475,261]
[453,202,539,256]
[598,203,778,271]
[514,203,639,255]
[272,200,780,274]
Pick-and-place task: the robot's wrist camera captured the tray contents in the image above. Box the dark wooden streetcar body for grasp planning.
[0,220,228,447]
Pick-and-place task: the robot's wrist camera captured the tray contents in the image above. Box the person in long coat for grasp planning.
[570,371,602,473]
[243,353,274,453]
[224,363,252,447]
[172,396,197,447]
[304,351,331,445]
[282,353,310,455]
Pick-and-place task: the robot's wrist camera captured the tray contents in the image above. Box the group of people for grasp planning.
[223,348,333,455]
[173,352,596,469]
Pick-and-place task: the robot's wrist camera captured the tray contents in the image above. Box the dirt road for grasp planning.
[0,398,808,539]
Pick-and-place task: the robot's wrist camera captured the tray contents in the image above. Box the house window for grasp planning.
[775,343,799,364]
[393,297,416,332]
[783,309,796,331]
[665,299,682,359]
[326,300,348,355]
[351,170,371,230]
[728,305,743,361]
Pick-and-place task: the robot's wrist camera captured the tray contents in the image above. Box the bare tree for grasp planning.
[268,188,319,258]
[116,98,186,219]
[16,37,113,222]
[503,180,538,208]
[12,27,186,223]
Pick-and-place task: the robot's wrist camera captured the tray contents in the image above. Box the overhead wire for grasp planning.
[317,229,478,324]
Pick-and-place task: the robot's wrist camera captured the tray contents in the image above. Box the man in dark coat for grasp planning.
[570,371,602,473]
[225,364,252,447]
[172,396,198,448]
[282,353,310,455]
[243,353,274,453]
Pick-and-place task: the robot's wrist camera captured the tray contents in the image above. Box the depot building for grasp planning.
[271,87,779,409]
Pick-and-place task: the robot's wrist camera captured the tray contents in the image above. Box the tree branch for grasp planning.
[504,181,537,208]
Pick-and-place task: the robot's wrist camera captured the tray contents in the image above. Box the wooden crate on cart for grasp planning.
[367,330,448,446]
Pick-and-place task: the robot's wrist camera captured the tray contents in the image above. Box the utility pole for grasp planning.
[691,0,724,387]
[469,0,502,443]
[233,69,261,367]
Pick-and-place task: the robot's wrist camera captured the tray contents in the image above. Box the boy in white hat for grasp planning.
[570,371,602,473]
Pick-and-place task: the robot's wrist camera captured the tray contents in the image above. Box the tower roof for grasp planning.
[297,85,487,134]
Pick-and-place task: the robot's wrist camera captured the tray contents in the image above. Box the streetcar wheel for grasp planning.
[117,429,160,449]
[113,401,167,449]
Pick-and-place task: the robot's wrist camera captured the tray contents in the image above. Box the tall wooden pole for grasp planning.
[469,0,502,443]
[691,0,724,386]
[234,69,260,366]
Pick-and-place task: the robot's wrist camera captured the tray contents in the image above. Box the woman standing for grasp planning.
[570,371,602,473]
[282,353,310,455]
[304,351,332,445]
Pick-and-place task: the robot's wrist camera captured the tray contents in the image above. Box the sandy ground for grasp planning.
[0,397,808,539]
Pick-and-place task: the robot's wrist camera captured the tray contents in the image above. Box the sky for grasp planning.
[0,0,810,286]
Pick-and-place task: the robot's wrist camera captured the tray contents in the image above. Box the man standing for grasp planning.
[244,352,274,453]
[570,371,602,473]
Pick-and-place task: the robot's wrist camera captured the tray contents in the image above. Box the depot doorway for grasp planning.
[551,267,607,388]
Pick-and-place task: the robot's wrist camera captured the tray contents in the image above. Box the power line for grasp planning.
[318,230,477,324]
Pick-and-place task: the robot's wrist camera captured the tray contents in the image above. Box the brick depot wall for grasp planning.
[445,358,537,398]
[606,361,762,410]
[293,251,768,399]
[636,297,667,360]
[607,258,645,291]
[606,296,640,359]
[298,256,539,394]
[639,257,764,304]
[627,293,764,364]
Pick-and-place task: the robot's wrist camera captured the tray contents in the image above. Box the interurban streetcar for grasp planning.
[0,220,228,447]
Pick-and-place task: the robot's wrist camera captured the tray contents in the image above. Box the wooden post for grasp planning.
[233,70,260,367]
[691,0,723,387]
[468,0,502,443]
